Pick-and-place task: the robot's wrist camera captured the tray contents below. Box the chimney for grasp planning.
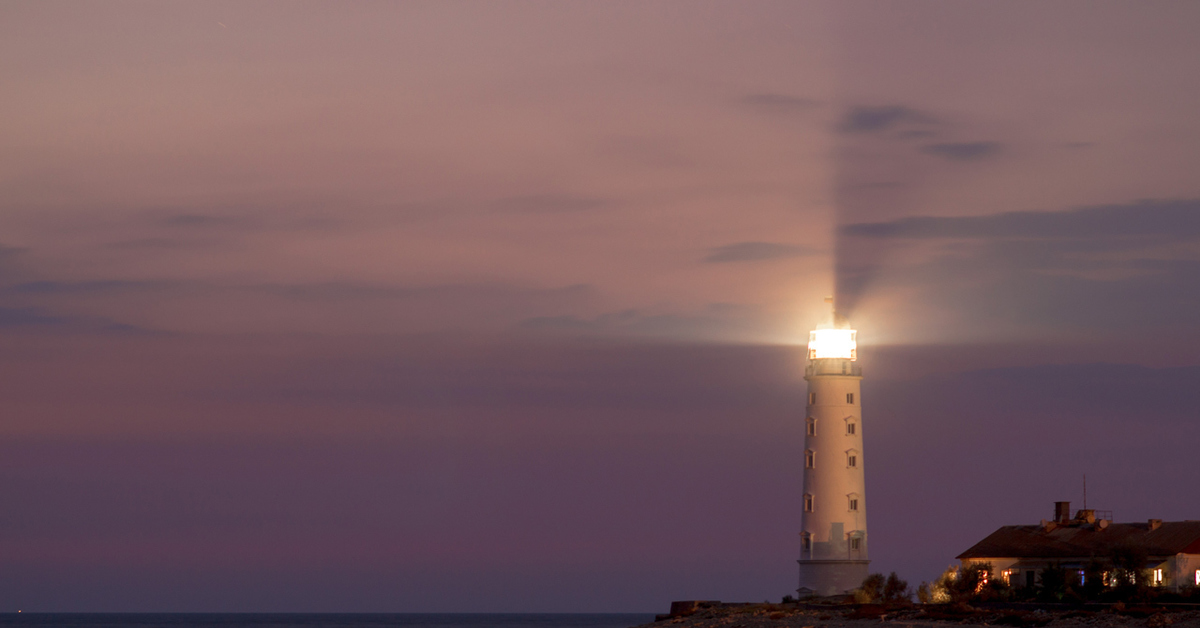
[1149,519,1162,531]
[1055,501,1071,524]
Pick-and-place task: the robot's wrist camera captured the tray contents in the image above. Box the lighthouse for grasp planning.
[797,299,869,597]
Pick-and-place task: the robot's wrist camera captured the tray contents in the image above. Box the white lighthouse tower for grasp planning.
[797,299,869,597]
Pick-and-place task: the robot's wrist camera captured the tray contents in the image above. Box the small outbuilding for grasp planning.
[957,502,1200,592]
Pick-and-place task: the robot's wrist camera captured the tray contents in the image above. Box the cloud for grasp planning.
[4,278,592,304]
[842,198,1200,241]
[703,241,815,263]
[741,93,820,113]
[491,195,613,213]
[837,198,1200,339]
[519,303,765,341]
[837,105,936,134]
[161,213,235,228]
[0,305,148,334]
[0,306,66,327]
[920,141,1001,161]
[7,280,181,295]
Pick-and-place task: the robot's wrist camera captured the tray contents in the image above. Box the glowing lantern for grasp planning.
[808,328,857,360]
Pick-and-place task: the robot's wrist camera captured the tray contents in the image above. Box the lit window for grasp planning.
[1002,570,1013,585]
[847,422,856,435]
[1153,568,1163,586]
[846,393,854,404]
[809,393,816,405]
[805,450,815,468]
[1195,569,1199,586]
[806,418,816,436]
[803,493,813,512]
[1078,570,1085,586]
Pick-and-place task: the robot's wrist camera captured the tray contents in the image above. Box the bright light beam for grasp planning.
[808,328,857,360]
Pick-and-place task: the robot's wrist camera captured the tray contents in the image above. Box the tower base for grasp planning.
[797,560,870,597]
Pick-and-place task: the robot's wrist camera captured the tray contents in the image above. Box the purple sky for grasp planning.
[2,0,1200,612]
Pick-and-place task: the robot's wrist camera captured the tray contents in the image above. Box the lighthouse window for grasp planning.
[846,422,856,435]
[803,493,813,512]
[809,393,816,405]
[801,533,812,551]
[805,450,815,468]
[848,497,859,511]
[846,450,858,468]
[850,537,861,550]
[806,418,816,436]
[846,393,854,404]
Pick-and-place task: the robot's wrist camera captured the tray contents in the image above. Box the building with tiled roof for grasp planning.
[957,502,1200,592]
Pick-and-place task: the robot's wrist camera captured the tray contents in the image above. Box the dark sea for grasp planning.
[0,616,655,628]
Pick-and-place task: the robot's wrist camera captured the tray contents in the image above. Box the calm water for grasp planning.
[0,615,654,628]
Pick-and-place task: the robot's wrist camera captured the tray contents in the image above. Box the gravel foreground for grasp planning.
[634,603,1200,628]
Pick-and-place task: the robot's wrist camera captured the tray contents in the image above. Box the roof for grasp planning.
[957,520,1200,560]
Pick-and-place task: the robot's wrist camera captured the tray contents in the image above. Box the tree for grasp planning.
[943,562,991,603]
[920,566,960,604]
[1038,564,1069,602]
[1109,543,1151,601]
[1081,558,1110,600]
[855,573,887,604]
[883,572,911,603]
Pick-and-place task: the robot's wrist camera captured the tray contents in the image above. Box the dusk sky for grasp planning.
[3,1,1200,612]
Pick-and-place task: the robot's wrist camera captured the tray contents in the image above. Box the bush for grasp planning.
[943,562,991,603]
[1037,564,1069,602]
[884,572,911,602]
[921,566,959,604]
[855,573,887,604]
[854,572,912,605]
[916,581,932,604]
[1109,543,1151,601]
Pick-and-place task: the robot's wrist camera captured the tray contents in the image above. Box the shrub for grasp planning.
[855,573,887,604]
[916,581,932,604]
[922,566,959,604]
[1037,564,1069,602]
[883,572,911,603]
[943,562,991,603]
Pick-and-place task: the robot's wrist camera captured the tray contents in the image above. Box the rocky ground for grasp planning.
[635,603,1200,628]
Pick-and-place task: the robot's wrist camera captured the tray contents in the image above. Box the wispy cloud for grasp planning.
[920,141,1001,161]
[837,105,937,134]
[491,195,613,213]
[837,198,1200,337]
[703,241,815,263]
[842,198,1200,241]
[741,93,820,113]
[519,302,764,340]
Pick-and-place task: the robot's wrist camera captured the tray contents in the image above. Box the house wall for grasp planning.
[1169,553,1200,590]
